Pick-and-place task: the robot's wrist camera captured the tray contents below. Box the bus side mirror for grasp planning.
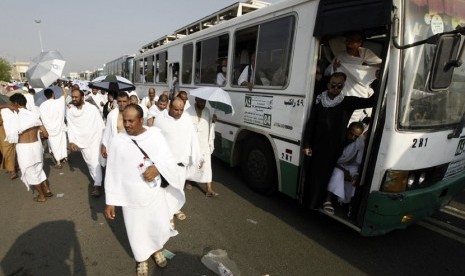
[429,34,461,91]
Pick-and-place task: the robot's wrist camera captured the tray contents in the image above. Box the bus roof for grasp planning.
[139,0,270,52]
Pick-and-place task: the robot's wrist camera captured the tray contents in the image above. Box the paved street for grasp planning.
[1,151,465,275]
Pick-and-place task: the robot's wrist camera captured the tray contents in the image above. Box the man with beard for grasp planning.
[186,97,218,197]
[39,88,68,169]
[105,104,185,275]
[153,97,201,224]
[324,122,365,214]
[66,89,105,197]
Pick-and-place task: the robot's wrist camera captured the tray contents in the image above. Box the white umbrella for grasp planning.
[26,50,66,88]
[189,87,234,115]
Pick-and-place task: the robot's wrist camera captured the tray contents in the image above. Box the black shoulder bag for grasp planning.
[131,139,169,188]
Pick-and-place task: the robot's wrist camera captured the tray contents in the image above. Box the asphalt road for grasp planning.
[1,152,465,276]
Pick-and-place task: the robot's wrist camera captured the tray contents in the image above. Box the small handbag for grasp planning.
[131,139,169,188]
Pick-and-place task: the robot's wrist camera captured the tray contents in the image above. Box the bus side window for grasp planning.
[232,15,295,89]
[233,26,258,87]
[256,16,295,88]
[194,34,229,85]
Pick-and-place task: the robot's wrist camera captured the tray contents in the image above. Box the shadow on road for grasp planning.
[212,159,465,275]
[1,220,86,275]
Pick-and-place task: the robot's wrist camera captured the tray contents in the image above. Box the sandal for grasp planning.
[44,191,54,198]
[9,172,18,180]
[53,164,63,169]
[175,211,186,221]
[206,191,219,197]
[322,201,334,215]
[136,261,148,276]
[153,251,167,268]
[91,186,102,198]
[33,196,46,203]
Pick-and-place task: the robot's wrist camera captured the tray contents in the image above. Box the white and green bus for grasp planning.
[131,0,465,236]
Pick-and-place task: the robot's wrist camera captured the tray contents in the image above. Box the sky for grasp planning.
[0,0,279,76]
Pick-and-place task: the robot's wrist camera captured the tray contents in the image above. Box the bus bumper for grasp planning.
[361,173,465,236]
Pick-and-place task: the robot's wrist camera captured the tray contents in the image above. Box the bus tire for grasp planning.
[240,137,277,195]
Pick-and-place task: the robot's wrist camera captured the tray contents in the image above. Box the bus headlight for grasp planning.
[381,170,408,192]
[407,174,416,188]
[418,172,426,185]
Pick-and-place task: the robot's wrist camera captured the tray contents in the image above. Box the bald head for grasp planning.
[169,98,185,119]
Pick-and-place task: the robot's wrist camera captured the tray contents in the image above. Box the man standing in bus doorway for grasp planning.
[186,97,218,197]
[302,72,374,210]
[104,104,185,275]
[325,32,382,123]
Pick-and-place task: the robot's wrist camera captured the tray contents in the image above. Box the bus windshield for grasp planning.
[399,0,465,129]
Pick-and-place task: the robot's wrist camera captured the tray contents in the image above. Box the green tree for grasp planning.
[0,57,12,81]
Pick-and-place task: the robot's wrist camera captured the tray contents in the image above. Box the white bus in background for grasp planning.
[104,54,135,83]
[130,0,465,236]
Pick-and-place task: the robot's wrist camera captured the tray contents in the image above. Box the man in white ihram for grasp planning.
[186,97,218,196]
[104,104,185,276]
[66,88,105,197]
[153,97,201,224]
[326,32,382,123]
[100,91,129,165]
[39,88,68,169]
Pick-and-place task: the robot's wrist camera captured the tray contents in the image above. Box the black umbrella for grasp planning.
[88,75,135,92]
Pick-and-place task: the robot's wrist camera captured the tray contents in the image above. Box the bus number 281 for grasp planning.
[412,138,428,148]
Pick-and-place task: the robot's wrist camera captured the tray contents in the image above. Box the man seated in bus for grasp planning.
[323,122,365,215]
[302,72,374,210]
[238,52,256,91]
[325,32,382,123]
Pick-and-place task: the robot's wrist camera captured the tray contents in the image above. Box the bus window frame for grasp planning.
[181,43,194,85]
[194,32,231,86]
[155,51,168,84]
[231,13,297,91]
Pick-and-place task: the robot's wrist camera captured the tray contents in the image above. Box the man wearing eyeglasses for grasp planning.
[302,72,374,210]
[326,32,382,123]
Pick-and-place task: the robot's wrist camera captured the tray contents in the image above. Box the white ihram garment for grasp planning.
[12,108,46,190]
[66,103,104,186]
[101,109,123,167]
[185,107,215,183]
[39,97,68,161]
[105,127,185,262]
[327,135,365,203]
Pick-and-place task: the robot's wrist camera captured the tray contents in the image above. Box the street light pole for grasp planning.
[34,19,43,52]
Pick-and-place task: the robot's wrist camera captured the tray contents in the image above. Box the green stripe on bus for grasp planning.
[279,160,299,198]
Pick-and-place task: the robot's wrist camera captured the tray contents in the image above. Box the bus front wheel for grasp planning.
[240,138,277,195]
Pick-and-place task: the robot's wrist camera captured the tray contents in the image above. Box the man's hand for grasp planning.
[333,59,341,71]
[70,143,79,152]
[212,114,218,123]
[247,82,253,91]
[101,145,107,158]
[104,205,116,220]
[303,147,312,156]
[143,165,160,182]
